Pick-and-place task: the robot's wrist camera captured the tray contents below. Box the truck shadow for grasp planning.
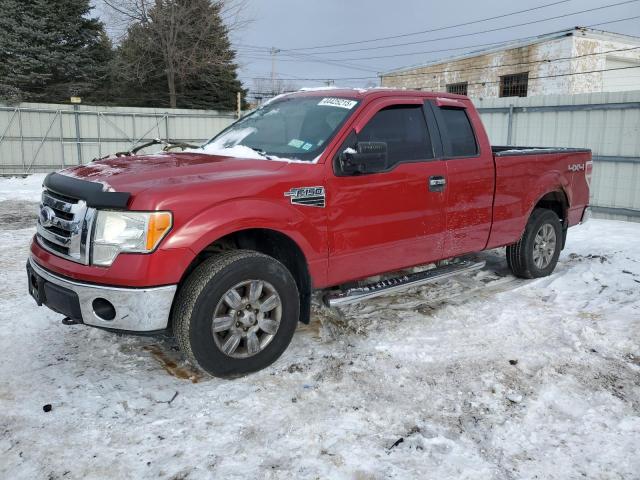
[310,249,518,336]
[130,250,517,381]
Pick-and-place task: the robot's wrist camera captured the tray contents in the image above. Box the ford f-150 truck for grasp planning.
[27,88,592,377]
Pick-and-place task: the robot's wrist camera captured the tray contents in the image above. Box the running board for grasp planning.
[324,260,486,308]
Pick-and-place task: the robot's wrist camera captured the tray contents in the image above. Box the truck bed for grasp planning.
[486,146,592,250]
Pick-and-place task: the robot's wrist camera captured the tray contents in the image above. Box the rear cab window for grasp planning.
[435,107,478,158]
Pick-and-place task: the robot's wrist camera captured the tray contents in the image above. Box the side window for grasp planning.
[358,105,433,165]
[439,107,478,157]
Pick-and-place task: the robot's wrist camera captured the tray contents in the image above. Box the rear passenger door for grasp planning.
[429,98,495,257]
[326,99,447,285]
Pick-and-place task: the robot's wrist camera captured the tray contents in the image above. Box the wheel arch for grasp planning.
[530,187,570,248]
[180,227,313,324]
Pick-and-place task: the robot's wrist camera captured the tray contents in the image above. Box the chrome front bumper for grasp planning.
[28,257,177,332]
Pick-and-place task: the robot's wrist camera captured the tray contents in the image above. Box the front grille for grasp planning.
[36,189,95,264]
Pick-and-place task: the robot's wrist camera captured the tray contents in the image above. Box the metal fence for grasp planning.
[473,90,640,222]
[2,94,640,221]
[0,102,237,175]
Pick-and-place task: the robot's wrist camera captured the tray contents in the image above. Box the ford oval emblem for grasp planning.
[39,206,56,228]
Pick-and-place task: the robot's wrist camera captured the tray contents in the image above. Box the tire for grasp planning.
[506,208,562,279]
[172,250,299,377]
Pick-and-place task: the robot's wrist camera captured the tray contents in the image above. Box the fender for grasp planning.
[523,170,571,227]
[162,198,329,285]
[487,166,570,249]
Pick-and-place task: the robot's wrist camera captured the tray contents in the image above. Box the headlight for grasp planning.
[92,211,172,266]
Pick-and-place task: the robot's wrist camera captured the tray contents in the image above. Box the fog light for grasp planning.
[92,298,116,321]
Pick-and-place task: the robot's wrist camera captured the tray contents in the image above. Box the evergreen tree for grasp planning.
[0,0,113,104]
[115,0,245,110]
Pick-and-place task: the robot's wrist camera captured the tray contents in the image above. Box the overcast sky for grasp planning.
[96,0,640,91]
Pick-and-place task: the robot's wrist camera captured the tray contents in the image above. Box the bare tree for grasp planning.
[251,78,299,98]
[102,0,249,107]
[100,0,250,38]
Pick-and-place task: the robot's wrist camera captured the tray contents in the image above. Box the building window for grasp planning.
[500,72,529,97]
[446,82,468,96]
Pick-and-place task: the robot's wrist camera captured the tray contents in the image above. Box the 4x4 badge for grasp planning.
[284,186,325,208]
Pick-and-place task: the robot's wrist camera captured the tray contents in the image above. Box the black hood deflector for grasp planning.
[43,173,131,209]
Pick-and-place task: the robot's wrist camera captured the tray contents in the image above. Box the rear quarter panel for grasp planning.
[487,150,591,249]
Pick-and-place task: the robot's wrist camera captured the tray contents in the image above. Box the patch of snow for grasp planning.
[1,177,639,478]
[184,126,321,164]
[0,174,46,202]
[77,161,124,177]
[185,144,265,160]
[297,86,395,93]
[506,391,523,403]
[183,127,269,160]
[60,162,121,192]
[260,91,295,107]
[495,147,583,155]
[299,86,341,92]
[298,86,394,94]
[184,144,319,165]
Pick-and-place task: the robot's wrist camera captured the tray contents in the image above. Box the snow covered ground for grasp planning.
[0,176,638,480]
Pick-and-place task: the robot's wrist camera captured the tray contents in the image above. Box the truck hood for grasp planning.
[59,152,289,194]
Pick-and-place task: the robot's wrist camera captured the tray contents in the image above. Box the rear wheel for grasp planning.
[506,208,562,279]
[173,250,299,377]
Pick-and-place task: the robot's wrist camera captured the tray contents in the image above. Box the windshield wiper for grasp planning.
[247,146,275,160]
[113,138,200,157]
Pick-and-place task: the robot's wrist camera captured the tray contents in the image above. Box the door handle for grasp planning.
[429,176,446,192]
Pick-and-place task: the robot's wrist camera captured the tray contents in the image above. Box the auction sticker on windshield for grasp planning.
[318,98,358,109]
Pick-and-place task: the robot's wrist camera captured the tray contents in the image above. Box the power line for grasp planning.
[283,52,379,72]
[231,0,571,51]
[239,47,381,73]
[280,0,571,51]
[240,15,640,65]
[238,0,640,56]
[237,37,532,61]
[240,36,552,63]
[244,46,640,81]
[238,55,380,73]
[426,64,640,87]
[236,13,640,81]
[247,65,640,96]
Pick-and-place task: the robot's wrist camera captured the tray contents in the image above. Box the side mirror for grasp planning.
[339,142,388,175]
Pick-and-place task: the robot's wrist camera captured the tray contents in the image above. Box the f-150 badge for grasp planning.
[284,186,326,208]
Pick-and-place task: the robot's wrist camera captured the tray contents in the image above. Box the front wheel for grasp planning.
[172,250,299,377]
[506,208,562,279]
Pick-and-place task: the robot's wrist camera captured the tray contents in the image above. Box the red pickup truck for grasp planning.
[27,89,592,376]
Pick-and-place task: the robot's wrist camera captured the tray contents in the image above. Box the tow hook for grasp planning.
[61,317,81,326]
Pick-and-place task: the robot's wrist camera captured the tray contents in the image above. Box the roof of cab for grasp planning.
[284,87,468,101]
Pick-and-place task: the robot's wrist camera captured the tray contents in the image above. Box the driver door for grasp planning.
[326,98,447,286]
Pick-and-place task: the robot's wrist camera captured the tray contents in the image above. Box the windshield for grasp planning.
[200,95,360,161]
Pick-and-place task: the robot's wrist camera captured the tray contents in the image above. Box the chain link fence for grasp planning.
[0,103,237,175]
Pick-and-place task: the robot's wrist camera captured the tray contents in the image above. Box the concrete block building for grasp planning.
[380,28,640,98]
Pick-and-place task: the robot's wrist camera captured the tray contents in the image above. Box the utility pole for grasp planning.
[70,96,82,164]
[270,47,281,95]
